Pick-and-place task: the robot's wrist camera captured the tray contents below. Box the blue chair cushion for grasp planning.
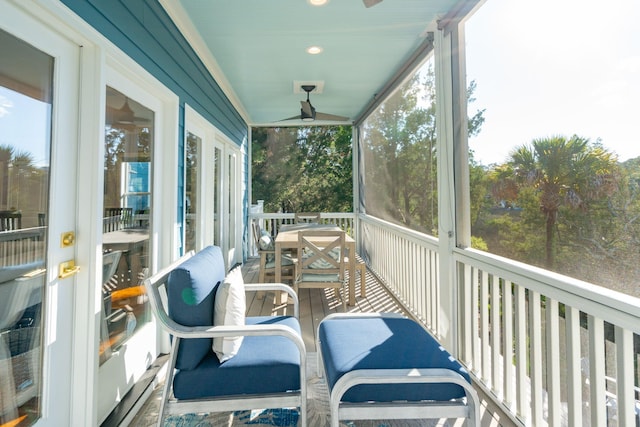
[172,315,302,399]
[167,245,226,370]
[319,316,471,403]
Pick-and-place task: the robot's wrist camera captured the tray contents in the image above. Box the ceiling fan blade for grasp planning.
[362,0,383,7]
[315,111,350,121]
[300,100,314,117]
[279,116,301,121]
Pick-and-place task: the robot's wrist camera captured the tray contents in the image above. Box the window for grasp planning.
[184,132,199,252]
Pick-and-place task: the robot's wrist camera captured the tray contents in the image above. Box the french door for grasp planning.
[2,3,181,425]
[0,5,80,426]
[97,60,178,424]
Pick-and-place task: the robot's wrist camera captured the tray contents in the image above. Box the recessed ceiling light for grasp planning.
[308,0,328,6]
[306,46,323,55]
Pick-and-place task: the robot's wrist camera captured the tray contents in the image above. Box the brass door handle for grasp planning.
[59,260,80,279]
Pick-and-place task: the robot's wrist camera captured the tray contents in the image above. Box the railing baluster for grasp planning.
[502,279,514,409]
[427,249,440,331]
[491,273,500,395]
[565,305,582,426]
[529,291,543,426]
[615,326,635,427]
[471,266,480,375]
[481,270,490,383]
[431,249,438,332]
[462,263,473,367]
[515,284,528,424]
[588,315,606,426]
[545,298,561,426]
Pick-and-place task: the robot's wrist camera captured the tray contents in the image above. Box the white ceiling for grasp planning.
[164,0,471,126]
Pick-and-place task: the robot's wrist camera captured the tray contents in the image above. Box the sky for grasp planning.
[464,0,640,166]
[0,87,50,167]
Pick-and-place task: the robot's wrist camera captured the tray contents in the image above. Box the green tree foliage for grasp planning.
[252,126,353,213]
[488,135,620,270]
[0,144,47,227]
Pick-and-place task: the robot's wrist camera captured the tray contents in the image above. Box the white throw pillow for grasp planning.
[212,267,246,362]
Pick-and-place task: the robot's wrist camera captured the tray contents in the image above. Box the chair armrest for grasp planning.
[245,282,300,318]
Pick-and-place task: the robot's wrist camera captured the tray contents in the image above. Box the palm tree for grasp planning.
[0,144,14,209]
[508,135,618,269]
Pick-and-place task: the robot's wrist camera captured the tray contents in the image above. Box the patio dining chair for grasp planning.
[294,229,347,311]
[252,222,296,283]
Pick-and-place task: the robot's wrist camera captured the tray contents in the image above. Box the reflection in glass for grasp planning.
[228,154,234,248]
[185,133,200,252]
[0,28,51,426]
[213,147,221,245]
[100,86,153,364]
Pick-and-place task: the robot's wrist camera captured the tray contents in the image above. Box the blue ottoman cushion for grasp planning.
[173,315,302,399]
[319,316,470,403]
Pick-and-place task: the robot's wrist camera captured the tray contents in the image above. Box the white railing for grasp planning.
[454,248,640,427]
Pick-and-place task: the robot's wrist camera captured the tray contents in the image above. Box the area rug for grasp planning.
[132,353,460,427]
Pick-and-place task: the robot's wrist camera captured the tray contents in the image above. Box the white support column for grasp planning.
[352,126,361,252]
[434,19,470,354]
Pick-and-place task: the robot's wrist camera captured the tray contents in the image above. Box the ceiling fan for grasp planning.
[107,98,151,129]
[362,0,383,7]
[279,85,349,123]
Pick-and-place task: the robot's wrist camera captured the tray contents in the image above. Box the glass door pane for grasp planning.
[0,28,52,426]
[213,146,221,246]
[226,152,237,265]
[185,132,199,253]
[100,86,153,363]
